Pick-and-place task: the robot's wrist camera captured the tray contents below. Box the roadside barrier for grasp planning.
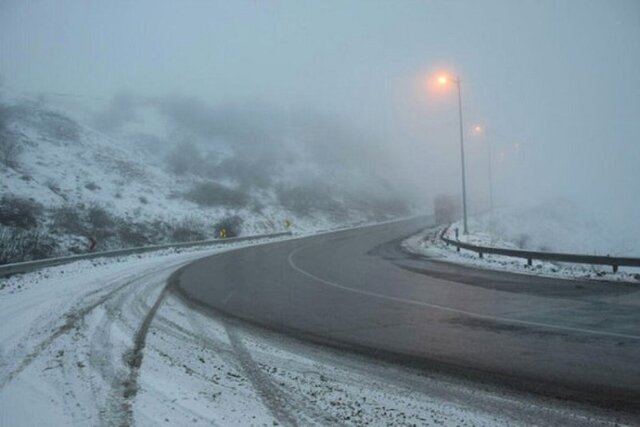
[0,231,292,278]
[440,226,640,273]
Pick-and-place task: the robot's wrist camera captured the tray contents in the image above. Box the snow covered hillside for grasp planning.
[0,98,409,264]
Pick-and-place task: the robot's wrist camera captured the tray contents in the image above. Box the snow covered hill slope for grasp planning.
[0,99,408,264]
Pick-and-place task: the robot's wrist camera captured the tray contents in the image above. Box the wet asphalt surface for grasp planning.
[175,217,640,414]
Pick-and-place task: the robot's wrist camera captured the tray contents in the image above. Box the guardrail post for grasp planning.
[527,258,532,267]
[613,265,618,273]
[456,244,460,252]
[478,251,483,259]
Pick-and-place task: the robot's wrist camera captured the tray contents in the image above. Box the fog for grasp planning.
[2,0,639,237]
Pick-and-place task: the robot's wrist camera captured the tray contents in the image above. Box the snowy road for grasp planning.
[177,218,640,425]
[1,229,638,426]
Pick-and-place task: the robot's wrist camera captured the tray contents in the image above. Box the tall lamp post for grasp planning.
[438,74,468,234]
[473,125,494,213]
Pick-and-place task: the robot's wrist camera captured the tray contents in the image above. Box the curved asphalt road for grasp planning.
[174,217,640,414]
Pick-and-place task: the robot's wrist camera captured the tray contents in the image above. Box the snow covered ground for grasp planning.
[404,207,640,283]
[1,233,626,426]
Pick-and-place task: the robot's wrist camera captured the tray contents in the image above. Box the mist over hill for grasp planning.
[0,96,412,264]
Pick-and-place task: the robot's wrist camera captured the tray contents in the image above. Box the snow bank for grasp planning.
[404,204,640,283]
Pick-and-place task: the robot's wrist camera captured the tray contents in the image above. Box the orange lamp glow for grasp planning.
[437,75,449,85]
[473,125,483,133]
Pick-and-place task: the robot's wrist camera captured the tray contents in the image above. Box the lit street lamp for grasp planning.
[437,73,468,234]
[472,125,494,213]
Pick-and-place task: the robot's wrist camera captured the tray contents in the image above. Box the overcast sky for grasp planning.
[2,0,639,231]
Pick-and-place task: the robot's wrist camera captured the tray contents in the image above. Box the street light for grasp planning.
[437,73,468,234]
[472,125,494,213]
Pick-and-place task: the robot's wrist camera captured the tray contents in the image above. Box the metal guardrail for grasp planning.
[0,231,292,278]
[440,227,640,273]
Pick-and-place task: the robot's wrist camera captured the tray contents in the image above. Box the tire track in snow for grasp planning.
[118,263,296,426]
[81,259,198,426]
[118,261,201,426]
[0,269,159,390]
[180,295,346,427]
[0,255,201,425]
[120,276,173,425]
[176,286,303,426]
[223,323,300,427]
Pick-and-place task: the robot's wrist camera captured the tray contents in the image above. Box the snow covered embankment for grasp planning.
[404,213,640,283]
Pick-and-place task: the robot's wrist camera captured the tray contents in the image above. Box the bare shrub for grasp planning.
[39,110,80,142]
[110,157,147,181]
[146,219,172,243]
[171,218,207,242]
[84,182,101,191]
[0,140,22,168]
[52,205,86,235]
[46,179,64,197]
[276,184,338,217]
[0,137,20,167]
[117,221,150,247]
[53,204,150,247]
[87,205,114,228]
[0,196,42,229]
[0,226,57,264]
[91,152,148,181]
[87,205,115,238]
[0,104,21,167]
[184,182,248,208]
